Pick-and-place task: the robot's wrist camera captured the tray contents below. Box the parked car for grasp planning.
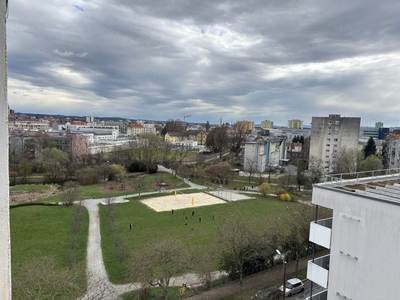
[251,286,281,300]
[279,278,304,297]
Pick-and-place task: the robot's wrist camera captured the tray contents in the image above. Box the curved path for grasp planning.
[79,166,226,299]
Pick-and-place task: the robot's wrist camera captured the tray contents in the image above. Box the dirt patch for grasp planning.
[10,185,59,203]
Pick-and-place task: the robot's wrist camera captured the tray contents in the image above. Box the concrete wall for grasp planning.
[310,115,360,172]
[312,186,400,300]
[0,0,11,298]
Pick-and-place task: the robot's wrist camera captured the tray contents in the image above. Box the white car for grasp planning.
[279,278,304,297]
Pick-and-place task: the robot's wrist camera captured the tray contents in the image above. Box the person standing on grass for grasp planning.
[129,223,132,230]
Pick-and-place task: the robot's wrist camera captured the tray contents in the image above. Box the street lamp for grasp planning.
[276,249,287,300]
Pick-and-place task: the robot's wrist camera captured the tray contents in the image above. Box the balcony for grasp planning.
[309,218,332,249]
[306,289,328,300]
[307,254,330,288]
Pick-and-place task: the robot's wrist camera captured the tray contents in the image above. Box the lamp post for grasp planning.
[276,249,287,300]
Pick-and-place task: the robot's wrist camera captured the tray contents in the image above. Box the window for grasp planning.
[334,144,338,147]
[334,138,338,142]
[327,138,331,141]
[326,155,329,158]
[328,126,332,130]
[328,132,331,135]
[328,121,332,125]
[335,126,339,130]
[326,149,330,153]
[326,144,330,147]
[335,121,339,125]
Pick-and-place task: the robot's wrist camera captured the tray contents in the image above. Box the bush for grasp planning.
[279,193,291,201]
[258,182,271,197]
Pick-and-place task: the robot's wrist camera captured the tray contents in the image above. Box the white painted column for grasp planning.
[0,0,11,298]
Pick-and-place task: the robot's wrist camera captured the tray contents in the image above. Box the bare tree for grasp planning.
[218,218,273,285]
[244,156,258,183]
[308,155,325,183]
[59,181,81,206]
[131,174,147,197]
[133,238,192,300]
[12,256,84,300]
[231,122,248,156]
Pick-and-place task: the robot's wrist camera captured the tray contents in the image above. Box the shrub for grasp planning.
[258,182,271,197]
[279,193,291,201]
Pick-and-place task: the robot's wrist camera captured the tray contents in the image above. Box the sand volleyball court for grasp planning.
[140,192,226,212]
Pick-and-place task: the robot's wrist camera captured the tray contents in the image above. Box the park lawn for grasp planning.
[10,205,89,299]
[99,191,306,284]
[38,173,189,203]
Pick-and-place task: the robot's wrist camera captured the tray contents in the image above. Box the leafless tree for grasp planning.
[218,217,273,285]
[12,256,84,300]
[130,174,147,197]
[133,238,192,300]
[244,157,258,183]
[59,181,81,206]
[231,121,248,156]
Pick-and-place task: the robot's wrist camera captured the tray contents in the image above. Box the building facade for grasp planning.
[288,119,304,129]
[261,120,274,129]
[0,0,11,296]
[307,172,400,300]
[309,114,360,173]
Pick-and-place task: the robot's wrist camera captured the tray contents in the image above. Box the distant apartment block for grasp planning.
[164,130,207,146]
[309,114,360,172]
[127,123,144,136]
[307,172,400,300]
[8,119,50,132]
[260,120,274,129]
[382,130,400,169]
[243,136,286,172]
[375,121,383,129]
[287,119,303,129]
[236,120,255,132]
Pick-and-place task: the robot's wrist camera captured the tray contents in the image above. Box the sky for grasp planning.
[6,0,400,126]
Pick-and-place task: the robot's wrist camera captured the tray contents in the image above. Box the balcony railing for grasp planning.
[309,218,332,249]
[307,254,330,288]
[306,289,328,300]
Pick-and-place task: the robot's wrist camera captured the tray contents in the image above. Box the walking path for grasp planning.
[78,165,311,299]
[79,166,226,299]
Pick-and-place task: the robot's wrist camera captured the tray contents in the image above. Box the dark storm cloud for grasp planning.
[7,0,400,126]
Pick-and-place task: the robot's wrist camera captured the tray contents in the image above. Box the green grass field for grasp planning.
[37,172,189,203]
[10,184,51,193]
[99,190,306,284]
[11,205,89,299]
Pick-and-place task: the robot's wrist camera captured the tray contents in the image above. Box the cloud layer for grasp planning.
[7,0,400,126]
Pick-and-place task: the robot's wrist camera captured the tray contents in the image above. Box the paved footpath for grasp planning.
[78,166,317,299]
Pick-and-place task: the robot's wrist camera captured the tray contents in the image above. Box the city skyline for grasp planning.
[7,0,400,126]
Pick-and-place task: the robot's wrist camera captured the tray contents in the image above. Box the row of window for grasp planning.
[328,121,340,125]
[327,138,338,142]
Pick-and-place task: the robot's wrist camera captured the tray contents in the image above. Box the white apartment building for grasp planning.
[0,1,11,296]
[243,137,286,172]
[261,120,274,129]
[387,137,400,169]
[288,119,304,129]
[307,171,400,300]
[8,119,50,132]
[309,114,360,173]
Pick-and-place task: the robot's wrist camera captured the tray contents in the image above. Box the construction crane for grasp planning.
[184,114,192,123]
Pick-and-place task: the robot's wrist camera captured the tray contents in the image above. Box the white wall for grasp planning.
[0,1,11,297]
[312,186,400,300]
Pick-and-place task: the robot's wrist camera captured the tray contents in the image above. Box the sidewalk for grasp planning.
[187,251,328,300]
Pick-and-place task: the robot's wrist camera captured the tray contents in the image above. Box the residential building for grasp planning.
[187,130,207,145]
[288,119,303,129]
[261,120,274,129]
[309,114,360,173]
[46,132,90,162]
[307,171,400,300]
[243,136,286,172]
[8,119,50,132]
[165,132,185,144]
[127,123,144,136]
[382,131,400,169]
[236,120,255,132]
[0,1,11,295]
[142,123,157,135]
[375,121,383,129]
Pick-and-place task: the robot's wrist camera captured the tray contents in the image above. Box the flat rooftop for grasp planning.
[314,168,400,204]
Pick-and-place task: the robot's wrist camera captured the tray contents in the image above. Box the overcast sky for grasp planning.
[7,0,400,126]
